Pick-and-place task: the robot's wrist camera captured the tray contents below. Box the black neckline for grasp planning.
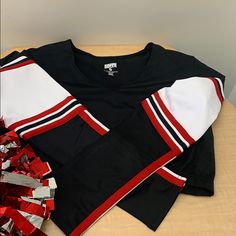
[66,39,159,89]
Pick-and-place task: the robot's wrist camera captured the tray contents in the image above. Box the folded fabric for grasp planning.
[0,40,225,235]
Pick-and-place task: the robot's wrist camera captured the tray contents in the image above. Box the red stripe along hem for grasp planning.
[70,99,185,235]
[70,150,177,236]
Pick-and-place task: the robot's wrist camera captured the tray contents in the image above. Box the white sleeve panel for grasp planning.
[1,62,71,127]
[158,77,223,140]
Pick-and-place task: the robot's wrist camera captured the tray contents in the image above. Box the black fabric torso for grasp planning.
[23,39,223,129]
[21,39,224,196]
[0,40,225,235]
[22,40,192,128]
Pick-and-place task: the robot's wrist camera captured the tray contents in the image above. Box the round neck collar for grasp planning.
[66,39,160,89]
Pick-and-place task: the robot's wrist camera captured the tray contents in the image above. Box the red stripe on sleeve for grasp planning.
[153,92,195,145]
[0,59,35,72]
[23,106,85,140]
[141,99,181,153]
[208,77,223,104]
[156,168,186,188]
[8,96,75,130]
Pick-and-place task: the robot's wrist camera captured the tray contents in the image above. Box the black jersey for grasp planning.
[0,39,225,235]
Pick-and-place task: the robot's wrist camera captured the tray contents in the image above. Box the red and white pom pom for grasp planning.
[0,131,57,236]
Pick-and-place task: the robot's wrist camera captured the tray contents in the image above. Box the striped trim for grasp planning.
[16,100,81,134]
[69,101,184,235]
[208,77,224,104]
[214,77,225,99]
[8,96,77,130]
[6,95,86,140]
[76,113,179,186]
[20,104,84,140]
[149,96,188,150]
[1,55,110,137]
[0,57,34,73]
[152,92,195,146]
[141,98,183,154]
[8,96,110,139]
[141,90,197,153]
[79,110,110,135]
[156,167,186,188]
[70,150,179,236]
[1,56,27,68]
